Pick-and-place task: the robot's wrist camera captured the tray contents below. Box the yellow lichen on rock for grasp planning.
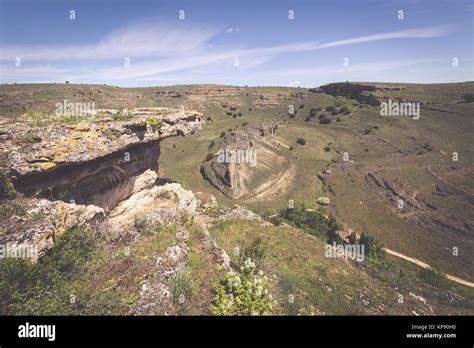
[39,161,56,170]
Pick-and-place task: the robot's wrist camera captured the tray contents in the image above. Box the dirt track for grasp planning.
[383,248,474,288]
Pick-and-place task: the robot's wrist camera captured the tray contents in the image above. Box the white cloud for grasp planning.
[0,21,218,61]
[0,22,454,83]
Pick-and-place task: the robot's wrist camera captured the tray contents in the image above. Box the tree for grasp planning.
[359,232,370,255]
[319,118,332,125]
[296,138,306,145]
[348,232,357,245]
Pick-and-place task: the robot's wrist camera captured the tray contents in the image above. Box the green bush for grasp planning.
[210,258,276,315]
[147,115,162,131]
[296,138,306,145]
[0,168,17,199]
[169,269,194,304]
[237,237,266,268]
[417,267,451,289]
[358,232,384,259]
[112,107,133,121]
[279,203,336,237]
[462,94,474,103]
[134,217,163,235]
[319,118,332,124]
[340,106,350,113]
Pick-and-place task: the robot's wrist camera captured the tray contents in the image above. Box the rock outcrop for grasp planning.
[200,123,293,200]
[1,110,203,209]
[0,109,203,259]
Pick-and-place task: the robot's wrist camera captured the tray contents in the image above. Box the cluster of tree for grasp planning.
[275,202,342,238]
[320,82,380,106]
[267,202,384,260]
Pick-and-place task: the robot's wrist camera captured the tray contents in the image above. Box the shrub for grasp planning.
[220,131,226,138]
[147,115,162,131]
[0,168,17,199]
[237,237,266,268]
[134,217,163,235]
[112,107,133,121]
[358,232,384,259]
[296,138,306,145]
[340,106,350,113]
[319,118,332,124]
[205,154,214,162]
[324,146,331,152]
[210,259,276,315]
[299,104,305,109]
[309,108,318,116]
[279,202,336,237]
[417,267,450,289]
[169,269,194,304]
[462,94,474,103]
[229,106,237,111]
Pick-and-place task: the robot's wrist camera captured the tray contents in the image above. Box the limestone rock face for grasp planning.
[0,198,105,261]
[200,123,288,199]
[108,181,198,231]
[1,111,203,209]
[316,197,331,205]
[0,109,203,260]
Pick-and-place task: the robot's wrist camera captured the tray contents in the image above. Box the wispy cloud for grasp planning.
[0,22,455,83]
[0,21,218,61]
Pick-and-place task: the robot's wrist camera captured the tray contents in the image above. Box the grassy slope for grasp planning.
[0,82,473,310]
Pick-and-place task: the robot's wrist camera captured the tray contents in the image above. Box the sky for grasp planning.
[0,0,472,87]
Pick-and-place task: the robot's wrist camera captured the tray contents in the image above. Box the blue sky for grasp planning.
[0,0,472,87]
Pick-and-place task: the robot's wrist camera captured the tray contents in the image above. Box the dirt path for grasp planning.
[383,248,474,288]
[250,162,297,201]
[427,166,474,198]
[270,136,291,149]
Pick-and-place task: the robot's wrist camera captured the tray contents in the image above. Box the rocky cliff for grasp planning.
[0,110,203,259]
